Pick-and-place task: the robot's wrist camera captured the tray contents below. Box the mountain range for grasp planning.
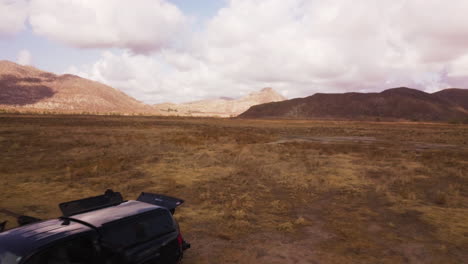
[0,60,284,116]
[155,88,286,117]
[240,87,468,121]
[1,60,467,122]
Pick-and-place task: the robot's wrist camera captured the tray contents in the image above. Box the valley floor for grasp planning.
[0,114,467,263]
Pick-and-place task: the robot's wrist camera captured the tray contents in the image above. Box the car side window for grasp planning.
[100,209,175,248]
[23,236,101,264]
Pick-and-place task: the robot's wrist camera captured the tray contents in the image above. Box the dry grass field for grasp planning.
[0,114,467,263]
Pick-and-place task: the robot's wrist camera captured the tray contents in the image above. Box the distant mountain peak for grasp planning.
[381,87,426,95]
[154,87,287,117]
[246,87,286,101]
[260,87,274,92]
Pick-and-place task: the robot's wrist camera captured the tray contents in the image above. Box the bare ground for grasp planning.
[0,115,467,263]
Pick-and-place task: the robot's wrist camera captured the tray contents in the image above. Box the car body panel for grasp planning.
[0,219,94,263]
[0,192,188,264]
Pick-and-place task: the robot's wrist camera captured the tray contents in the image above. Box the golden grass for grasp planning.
[0,114,467,263]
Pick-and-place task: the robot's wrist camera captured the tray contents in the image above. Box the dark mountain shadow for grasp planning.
[239,87,468,121]
[0,74,56,105]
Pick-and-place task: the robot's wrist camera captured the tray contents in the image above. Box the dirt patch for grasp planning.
[185,230,330,264]
[269,135,467,152]
[269,136,377,145]
[412,142,460,151]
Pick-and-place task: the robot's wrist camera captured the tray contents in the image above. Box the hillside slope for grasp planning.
[154,87,286,117]
[433,88,468,110]
[239,87,468,121]
[0,60,153,114]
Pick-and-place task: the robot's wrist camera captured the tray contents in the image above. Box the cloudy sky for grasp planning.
[1,0,468,104]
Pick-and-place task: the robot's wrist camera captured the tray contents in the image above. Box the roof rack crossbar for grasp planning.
[59,189,124,217]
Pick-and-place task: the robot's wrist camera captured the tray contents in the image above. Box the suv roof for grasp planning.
[70,200,163,227]
[0,219,94,259]
[0,200,166,261]
[0,190,188,264]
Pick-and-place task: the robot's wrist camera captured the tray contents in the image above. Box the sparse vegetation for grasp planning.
[0,114,467,263]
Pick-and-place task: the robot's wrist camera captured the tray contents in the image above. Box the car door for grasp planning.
[99,209,180,264]
[21,234,103,264]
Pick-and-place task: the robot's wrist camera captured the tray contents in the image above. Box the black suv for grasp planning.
[0,190,190,264]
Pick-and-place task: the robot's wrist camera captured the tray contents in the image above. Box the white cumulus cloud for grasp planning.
[17,49,32,65]
[67,50,243,104]
[67,0,468,103]
[29,0,187,53]
[0,0,29,36]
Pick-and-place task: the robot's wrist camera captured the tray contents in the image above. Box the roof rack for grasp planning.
[137,192,184,213]
[59,189,124,217]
